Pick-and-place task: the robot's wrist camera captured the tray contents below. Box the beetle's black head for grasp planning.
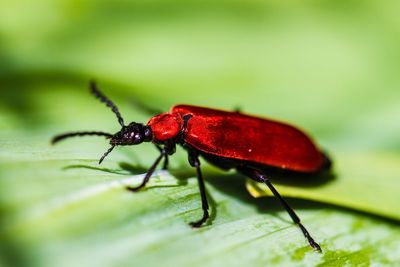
[51,81,153,164]
[110,122,152,146]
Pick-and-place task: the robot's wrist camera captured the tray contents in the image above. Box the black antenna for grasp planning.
[89,81,125,127]
[99,146,115,164]
[52,131,113,145]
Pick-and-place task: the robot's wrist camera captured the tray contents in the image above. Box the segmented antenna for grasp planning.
[99,146,115,164]
[51,131,113,144]
[89,81,125,127]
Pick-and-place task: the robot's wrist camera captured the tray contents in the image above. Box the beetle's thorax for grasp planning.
[147,112,183,142]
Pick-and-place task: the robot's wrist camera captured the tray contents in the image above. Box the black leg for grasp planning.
[188,150,210,228]
[156,145,169,170]
[162,155,169,170]
[238,167,322,252]
[126,150,166,192]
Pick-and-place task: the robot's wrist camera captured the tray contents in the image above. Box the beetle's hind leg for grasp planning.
[237,166,322,252]
[187,149,210,228]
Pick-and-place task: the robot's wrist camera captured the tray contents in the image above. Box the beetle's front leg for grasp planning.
[156,145,169,170]
[126,149,166,192]
[187,149,210,228]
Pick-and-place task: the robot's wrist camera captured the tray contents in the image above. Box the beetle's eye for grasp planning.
[134,133,141,140]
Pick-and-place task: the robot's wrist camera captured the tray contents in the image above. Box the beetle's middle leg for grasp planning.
[126,149,166,192]
[237,166,322,252]
[187,149,210,228]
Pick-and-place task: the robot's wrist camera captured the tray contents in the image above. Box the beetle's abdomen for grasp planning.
[172,105,324,173]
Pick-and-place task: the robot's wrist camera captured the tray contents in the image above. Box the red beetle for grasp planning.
[53,82,331,252]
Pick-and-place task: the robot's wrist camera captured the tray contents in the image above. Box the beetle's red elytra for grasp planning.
[52,82,331,252]
[170,105,324,173]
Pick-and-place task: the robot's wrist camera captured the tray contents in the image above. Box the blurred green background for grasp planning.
[1,1,400,266]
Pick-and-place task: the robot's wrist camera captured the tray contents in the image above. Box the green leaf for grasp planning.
[1,150,400,267]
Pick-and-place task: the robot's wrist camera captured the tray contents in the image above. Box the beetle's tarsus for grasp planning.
[189,211,209,228]
[126,185,145,192]
[311,241,322,253]
[298,222,322,252]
